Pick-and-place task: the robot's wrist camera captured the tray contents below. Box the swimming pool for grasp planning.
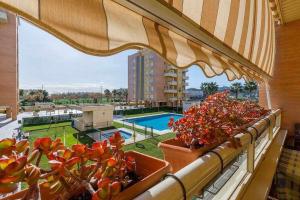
[124,113,182,131]
[101,130,132,140]
[87,129,132,142]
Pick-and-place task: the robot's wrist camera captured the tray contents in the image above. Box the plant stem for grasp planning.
[22,183,41,200]
[87,162,101,181]
[82,180,96,195]
[35,151,42,167]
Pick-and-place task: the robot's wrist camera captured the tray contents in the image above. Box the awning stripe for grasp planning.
[142,18,164,55]
[243,0,255,59]
[254,0,267,64]
[214,0,231,41]
[0,0,276,82]
[250,0,263,62]
[237,0,251,55]
[257,1,272,70]
[200,0,219,34]
[224,0,240,47]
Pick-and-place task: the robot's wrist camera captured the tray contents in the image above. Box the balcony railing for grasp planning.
[183,82,188,86]
[134,109,282,200]
[183,75,189,80]
[169,97,177,101]
[167,65,177,70]
[164,88,177,93]
[167,80,177,86]
[164,71,177,77]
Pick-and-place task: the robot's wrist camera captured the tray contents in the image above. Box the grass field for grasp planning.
[22,115,175,168]
[123,132,175,159]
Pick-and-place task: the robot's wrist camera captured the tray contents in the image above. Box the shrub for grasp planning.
[168,91,269,149]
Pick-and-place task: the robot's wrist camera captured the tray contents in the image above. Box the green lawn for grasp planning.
[23,121,175,168]
[123,132,175,159]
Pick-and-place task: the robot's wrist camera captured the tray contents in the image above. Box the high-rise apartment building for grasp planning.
[0,10,18,120]
[128,49,188,107]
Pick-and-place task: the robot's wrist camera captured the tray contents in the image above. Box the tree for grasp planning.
[19,89,24,97]
[200,82,219,98]
[118,88,128,104]
[104,89,111,102]
[123,89,128,104]
[112,89,117,102]
[244,81,258,98]
[230,82,243,99]
[116,89,122,102]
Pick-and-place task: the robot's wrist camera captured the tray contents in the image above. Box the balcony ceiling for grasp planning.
[270,0,300,24]
[280,0,300,23]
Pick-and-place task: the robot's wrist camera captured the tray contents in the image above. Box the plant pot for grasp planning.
[2,151,170,200]
[158,138,220,172]
[2,183,58,200]
[113,151,170,200]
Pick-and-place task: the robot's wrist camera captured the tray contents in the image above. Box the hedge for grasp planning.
[22,113,82,126]
[113,107,183,116]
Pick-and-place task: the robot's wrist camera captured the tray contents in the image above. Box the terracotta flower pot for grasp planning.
[2,183,58,200]
[2,151,170,200]
[158,138,220,172]
[113,151,170,200]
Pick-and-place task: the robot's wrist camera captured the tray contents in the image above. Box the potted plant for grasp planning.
[159,91,269,172]
[0,132,170,200]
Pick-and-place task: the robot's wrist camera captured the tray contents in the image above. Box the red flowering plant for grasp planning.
[168,91,270,149]
[0,132,138,200]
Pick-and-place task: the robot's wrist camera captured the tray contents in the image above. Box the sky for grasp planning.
[19,19,244,94]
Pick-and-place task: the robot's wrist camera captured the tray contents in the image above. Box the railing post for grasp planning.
[151,127,154,138]
[247,142,255,173]
[268,115,274,140]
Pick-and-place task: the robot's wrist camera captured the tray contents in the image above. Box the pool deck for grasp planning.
[113,112,180,135]
[87,128,145,145]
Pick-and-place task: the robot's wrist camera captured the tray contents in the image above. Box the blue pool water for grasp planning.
[124,113,183,131]
[101,130,132,140]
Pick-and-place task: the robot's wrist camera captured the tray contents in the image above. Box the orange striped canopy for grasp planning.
[0,0,276,81]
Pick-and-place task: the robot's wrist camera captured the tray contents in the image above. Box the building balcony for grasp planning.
[164,88,177,93]
[167,80,177,86]
[169,97,177,101]
[183,82,188,86]
[164,71,177,77]
[183,75,189,80]
[167,65,176,70]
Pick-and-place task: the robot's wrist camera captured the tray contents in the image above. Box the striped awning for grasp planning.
[0,0,276,81]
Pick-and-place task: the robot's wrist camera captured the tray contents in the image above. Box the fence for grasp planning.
[22,113,82,126]
[134,109,282,200]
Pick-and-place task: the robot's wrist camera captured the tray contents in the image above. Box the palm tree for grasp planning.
[230,82,243,99]
[104,89,111,103]
[116,89,122,103]
[112,89,117,102]
[122,89,128,104]
[244,81,258,99]
[201,82,219,98]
